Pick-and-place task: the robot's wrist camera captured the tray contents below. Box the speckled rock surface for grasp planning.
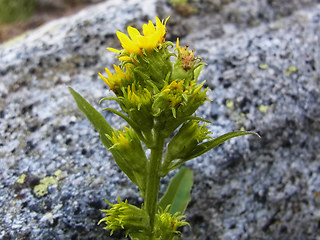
[1,0,319,239]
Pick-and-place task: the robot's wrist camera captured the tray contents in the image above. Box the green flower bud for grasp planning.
[99,64,132,96]
[152,79,209,120]
[166,121,211,161]
[152,80,186,118]
[109,127,147,168]
[170,38,204,82]
[130,46,173,90]
[99,198,149,235]
[153,206,189,240]
[108,127,148,192]
[121,84,154,131]
[177,81,209,118]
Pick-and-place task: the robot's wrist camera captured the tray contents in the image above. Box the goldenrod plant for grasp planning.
[69,17,259,239]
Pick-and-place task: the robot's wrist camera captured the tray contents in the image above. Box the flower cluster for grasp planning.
[96,17,209,238]
[99,17,209,143]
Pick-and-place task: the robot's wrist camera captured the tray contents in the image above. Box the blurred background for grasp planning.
[0,0,104,43]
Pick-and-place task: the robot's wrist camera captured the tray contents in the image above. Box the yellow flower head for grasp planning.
[99,64,131,94]
[108,17,169,55]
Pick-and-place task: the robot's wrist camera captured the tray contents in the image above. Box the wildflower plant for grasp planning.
[69,17,258,239]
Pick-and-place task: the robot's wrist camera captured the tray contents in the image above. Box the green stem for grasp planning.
[145,132,165,236]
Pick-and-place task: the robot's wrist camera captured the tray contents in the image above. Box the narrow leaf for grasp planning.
[159,166,193,214]
[102,108,140,132]
[69,87,139,186]
[69,87,114,148]
[102,108,147,143]
[185,131,260,161]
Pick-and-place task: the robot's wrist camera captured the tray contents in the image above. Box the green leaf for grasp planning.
[69,87,139,186]
[185,131,260,161]
[102,108,145,138]
[159,166,193,215]
[69,87,114,147]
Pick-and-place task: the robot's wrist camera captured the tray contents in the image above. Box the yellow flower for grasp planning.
[98,64,131,94]
[107,17,169,55]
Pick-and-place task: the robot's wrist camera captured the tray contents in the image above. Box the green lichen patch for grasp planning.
[33,176,58,198]
[226,99,234,109]
[284,66,298,76]
[16,173,27,184]
[258,104,269,113]
[259,63,268,70]
[54,169,62,177]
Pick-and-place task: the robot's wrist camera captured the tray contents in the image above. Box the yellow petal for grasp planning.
[113,65,121,73]
[164,16,170,26]
[99,72,111,87]
[105,67,112,78]
[137,35,156,50]
[106,47,121,53]
[144,88,152,99]
[98,72,106,81]
[143,20,156,36]
[155,17,166,34]
[155,17,162,29]
[127,26,141,41]
[116,31,140,53]
[119,56,132,61]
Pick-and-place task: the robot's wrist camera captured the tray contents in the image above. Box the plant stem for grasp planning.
[145,133,164,236]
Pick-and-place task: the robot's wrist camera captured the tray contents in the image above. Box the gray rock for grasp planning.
[0,0,319,239]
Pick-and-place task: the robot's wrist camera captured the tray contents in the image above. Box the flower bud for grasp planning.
[122,84,154,131]
[152,80,186,118]
[154,207,189,239]
[99,198,149,235]
[110,127,147,169]
[166,121,211,161]
[171,38,201,82]
[108,127,148,192]
[99,64,131,96]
